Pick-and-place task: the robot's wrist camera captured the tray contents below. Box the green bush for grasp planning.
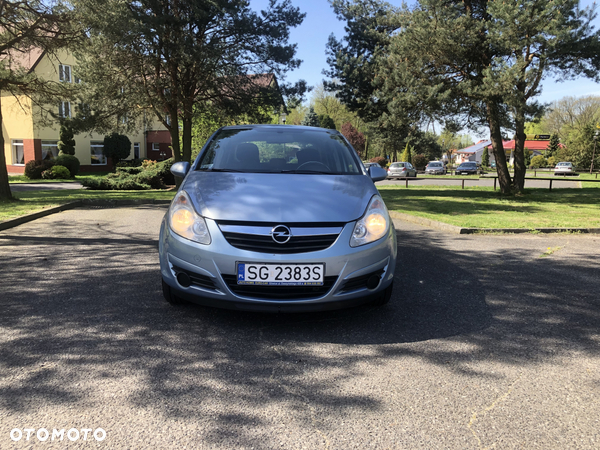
[115,158,144,168]
[547,156,557,167]
[42,165,71,179]
[80,157,174,190]
[411,154,429,170]
[24,159,55,179]
[530,155,548,168]
[54,154,80,176]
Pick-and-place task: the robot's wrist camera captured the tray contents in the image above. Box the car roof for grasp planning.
[219,124,342,136]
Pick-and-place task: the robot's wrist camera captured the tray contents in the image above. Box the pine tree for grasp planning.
[301,106,320,127]
[546,133,560,158]
[482,146,490,167]
[400,142,412,163]
[524,148,532,167]
[58,122,76,156]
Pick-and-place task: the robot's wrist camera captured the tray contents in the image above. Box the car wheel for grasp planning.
[162,279,186,305]
[413,172,417,177]
[372,281,393,306]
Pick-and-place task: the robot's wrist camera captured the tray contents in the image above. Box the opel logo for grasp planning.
[271,225,292,244]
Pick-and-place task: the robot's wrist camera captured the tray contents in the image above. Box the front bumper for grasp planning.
[159,216,397,312]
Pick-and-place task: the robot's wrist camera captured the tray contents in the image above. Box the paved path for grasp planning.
[9,182,83,192]
[378,176,581,188]
[0,207,598,449]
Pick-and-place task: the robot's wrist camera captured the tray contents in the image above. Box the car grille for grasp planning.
[221,274,338,300]
[217,222,344,254]
[171,265,218,291]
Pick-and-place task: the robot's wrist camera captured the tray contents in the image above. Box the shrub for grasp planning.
[24,159,55,179]
[103,133,132,167]
[369,156,387,168]
[116,158,144,168]
[412,154,429,170]
[530,155,548,168]
[41,165,71,179]
[547,156,557,167]
[58,122,76,155]
[54,154,80,177]
[80,157,174,190]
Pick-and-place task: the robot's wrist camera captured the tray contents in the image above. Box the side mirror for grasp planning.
[171,161,191,178]
[368,165,387,182]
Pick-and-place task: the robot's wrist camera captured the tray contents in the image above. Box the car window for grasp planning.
[196,128,362,174]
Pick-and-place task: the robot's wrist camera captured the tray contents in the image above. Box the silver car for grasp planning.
[159,125,397,312]
[425,161,446,175]
[554,161,576,175]
[387,162,417,178]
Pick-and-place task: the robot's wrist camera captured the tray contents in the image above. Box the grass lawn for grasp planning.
[378,184,600,229]
[0,189,176,222]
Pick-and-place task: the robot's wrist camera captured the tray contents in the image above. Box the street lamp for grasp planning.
[591,131,599,174]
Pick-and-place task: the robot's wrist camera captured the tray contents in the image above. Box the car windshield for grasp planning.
[460,163,476,167]
[557,162,570,166]
[391,163,405,168]
[428,162,442,167]
[196,128,362,175]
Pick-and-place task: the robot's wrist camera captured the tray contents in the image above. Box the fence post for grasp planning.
[549,179,553,191]
[462,179,465,189]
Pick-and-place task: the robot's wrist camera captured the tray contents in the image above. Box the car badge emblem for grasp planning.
[271,225,292,244]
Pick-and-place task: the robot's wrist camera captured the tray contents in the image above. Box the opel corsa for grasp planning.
[159,125,397,312]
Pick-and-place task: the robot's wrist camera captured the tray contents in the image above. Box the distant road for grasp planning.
[10,182,83,192]
[377,176,581,189]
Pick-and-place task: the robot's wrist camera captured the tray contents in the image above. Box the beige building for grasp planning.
[2,49,171,174]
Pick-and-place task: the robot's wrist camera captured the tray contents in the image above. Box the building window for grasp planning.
[12,140,24,165]
[41,141,59,160]
[134,143,140,159]
[91,141,106,165]
[119,114,127,125]
[58,101,71,118]
[59,64,71,83]
[165,114,171,126]
[152,143,160,151]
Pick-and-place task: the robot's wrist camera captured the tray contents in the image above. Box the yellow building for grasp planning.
[3,49,172,175]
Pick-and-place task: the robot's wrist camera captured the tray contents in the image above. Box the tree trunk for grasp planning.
[181,106,193,164]
[0,94,14,201]
[486,102,512,194]
[512,105,527,193]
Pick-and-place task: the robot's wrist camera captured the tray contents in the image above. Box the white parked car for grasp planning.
[554,162,576,175]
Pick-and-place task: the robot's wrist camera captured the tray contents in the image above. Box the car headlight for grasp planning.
[169,190,211,245]
[350,195,390,247]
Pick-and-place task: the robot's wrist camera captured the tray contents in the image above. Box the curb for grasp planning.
[0,199,172,231]
[388,211,600,235]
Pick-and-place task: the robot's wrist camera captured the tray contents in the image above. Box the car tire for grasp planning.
[413,172,417,177]
[372,281,393,306]
[162,279,186,305]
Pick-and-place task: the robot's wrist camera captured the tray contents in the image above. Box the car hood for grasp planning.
[180,172,377,223]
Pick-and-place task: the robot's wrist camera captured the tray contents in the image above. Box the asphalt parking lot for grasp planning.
[1,206,599,449]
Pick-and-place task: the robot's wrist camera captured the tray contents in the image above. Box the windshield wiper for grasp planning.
[281,169,333,174]
[199,168,244,172]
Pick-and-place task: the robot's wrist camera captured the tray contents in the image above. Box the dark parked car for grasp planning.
[455,161,482,175]
[159,125,397,312]
[387,162,417,179]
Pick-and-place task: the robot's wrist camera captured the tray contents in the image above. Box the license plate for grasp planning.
[236,263,324,286]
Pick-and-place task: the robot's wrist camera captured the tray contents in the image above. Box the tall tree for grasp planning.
[301,106,320,127]
[379,0,600,194]
[0,0,79,201]
[341,122,366,157]
[73,0,305,164]
[546,133,561,158]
